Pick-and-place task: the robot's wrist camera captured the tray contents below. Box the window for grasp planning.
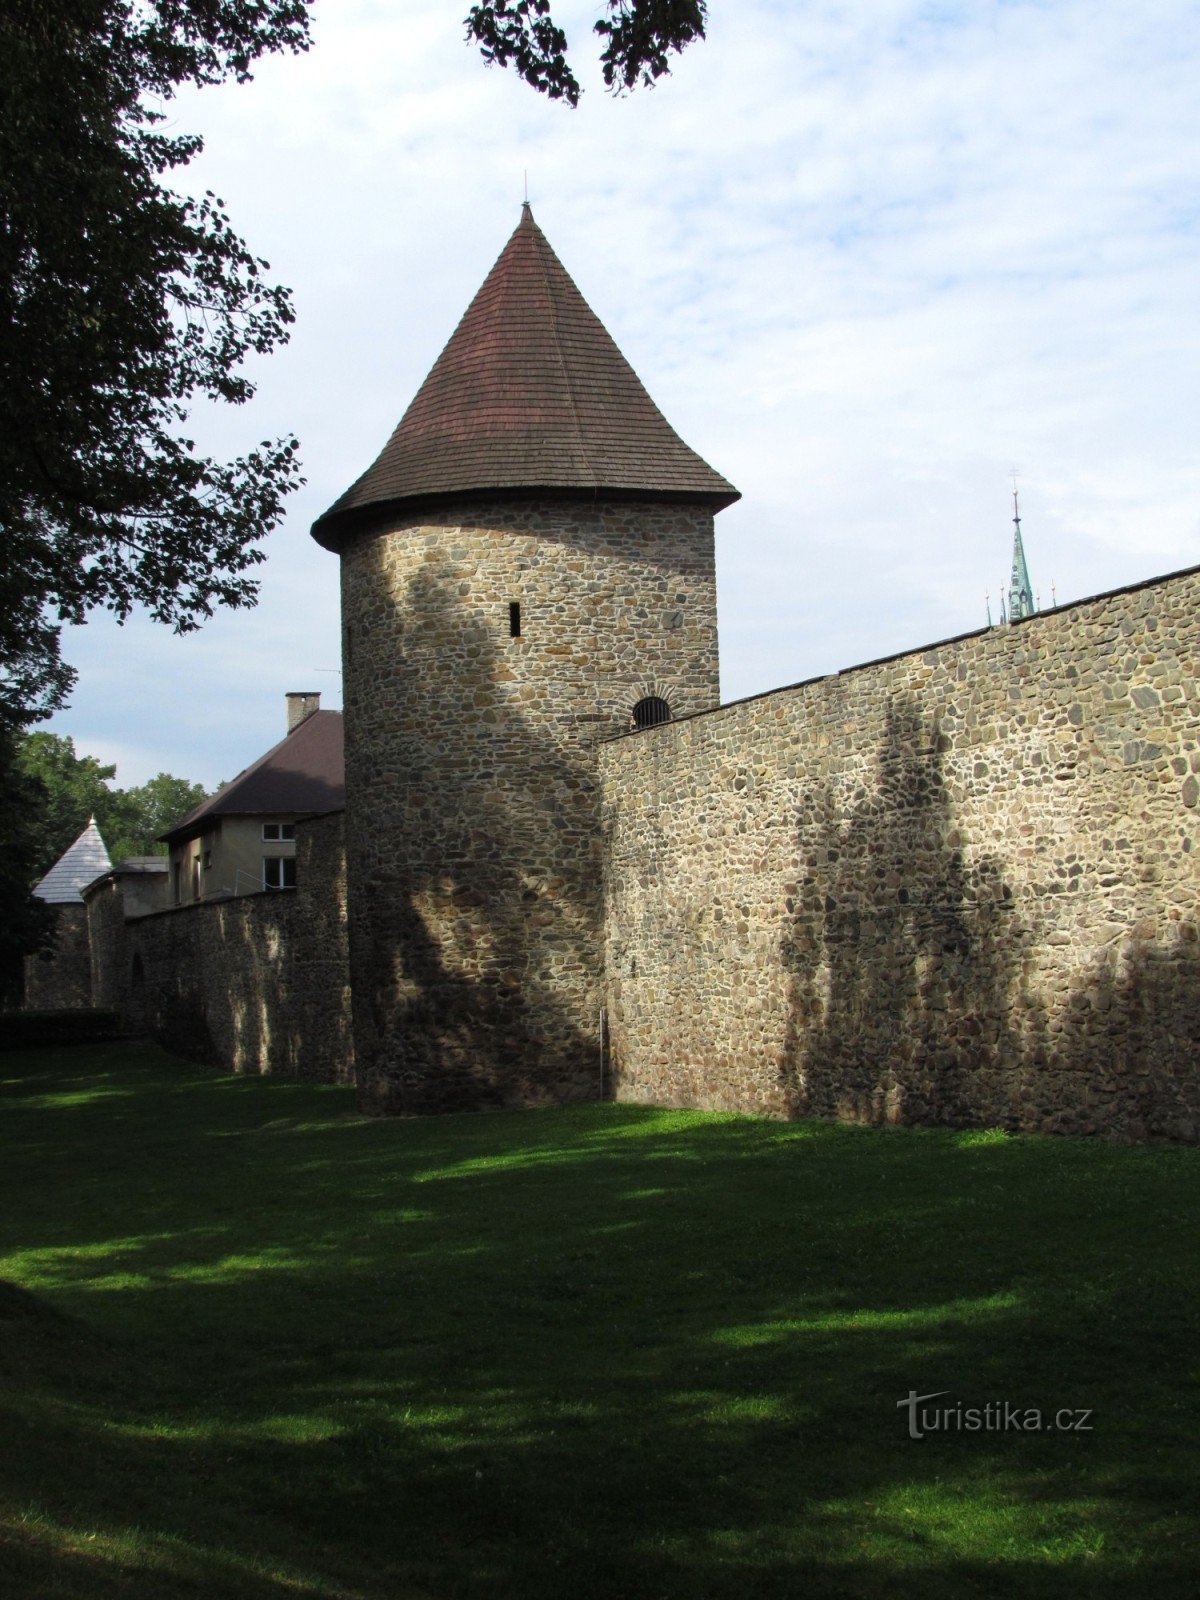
[262,822,296,841]
[191,859,201,900]
[263,857,297,890]
[632,695,671,729]
[509,601,521,637]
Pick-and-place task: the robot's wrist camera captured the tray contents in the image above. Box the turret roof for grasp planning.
[33,818,112,903]
[312,205,738,549]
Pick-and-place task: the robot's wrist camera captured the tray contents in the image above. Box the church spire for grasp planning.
[1007,487,1035,621]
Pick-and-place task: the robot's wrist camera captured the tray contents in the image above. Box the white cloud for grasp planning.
[44,0,1200,779]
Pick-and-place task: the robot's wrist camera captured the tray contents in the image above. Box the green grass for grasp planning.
[1,1043,1198,1598]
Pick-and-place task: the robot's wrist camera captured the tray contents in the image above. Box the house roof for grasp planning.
[312,204,739,549]
[33,818,112,903]
[159,710,345,845]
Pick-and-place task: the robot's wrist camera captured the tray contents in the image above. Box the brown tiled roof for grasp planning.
[159,711,345,845]
[312,205,739,549]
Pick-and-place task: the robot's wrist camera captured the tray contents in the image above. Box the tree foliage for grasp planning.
[0,1,312,729]
[0,730,58,1007]
[0,1,704,734]
[2,0,702,986]
[107,772,210,862]
[465,0,708,106]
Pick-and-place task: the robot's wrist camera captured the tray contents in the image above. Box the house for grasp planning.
[159,693,345,904]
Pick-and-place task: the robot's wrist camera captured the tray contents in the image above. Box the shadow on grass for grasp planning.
[2,1042,1198,1598]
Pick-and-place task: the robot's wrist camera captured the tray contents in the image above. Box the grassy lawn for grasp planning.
[1,1043,1198,1598]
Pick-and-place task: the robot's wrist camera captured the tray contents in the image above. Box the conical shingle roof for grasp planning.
[312,205,739,549]
[33,818,112,903]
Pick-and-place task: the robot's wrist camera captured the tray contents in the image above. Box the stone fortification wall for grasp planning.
[339,496,719,1114]
[85,877,128,1010]
[97,813,352,1082]
[23,905,92,1010]
[600,566,1200,1141]
[289,811,354,1076]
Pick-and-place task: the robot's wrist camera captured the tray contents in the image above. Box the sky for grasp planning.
[45,0,1200,790]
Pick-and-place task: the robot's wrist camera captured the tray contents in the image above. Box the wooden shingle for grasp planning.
[312,205,739,549]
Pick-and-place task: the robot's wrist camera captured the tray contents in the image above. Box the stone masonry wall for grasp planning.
[85,878,128,1011]
[22,905,92,1010]
[600,565,1200,1142]
[98,812,352,1082]
[339,496,720,1113]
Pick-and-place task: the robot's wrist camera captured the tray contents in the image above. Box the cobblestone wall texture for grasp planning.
[104,813,352,1081]
[85,879,127,1011]
[339,496,719,1113]
[22,906,91,1010]
[600,565,1200,1142]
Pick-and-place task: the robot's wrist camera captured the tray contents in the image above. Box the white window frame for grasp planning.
[263,857,297,890]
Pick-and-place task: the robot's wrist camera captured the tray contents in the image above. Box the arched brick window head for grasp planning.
[632,696,671,730]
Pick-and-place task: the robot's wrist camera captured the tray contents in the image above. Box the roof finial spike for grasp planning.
[986,589,993,628]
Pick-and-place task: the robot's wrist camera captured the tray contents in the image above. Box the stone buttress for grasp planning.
[313,205,739,1112]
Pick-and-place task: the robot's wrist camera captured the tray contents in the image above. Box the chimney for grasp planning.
[286,691,320,733]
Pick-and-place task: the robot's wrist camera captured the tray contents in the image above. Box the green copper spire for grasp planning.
[1007,488,1035,620]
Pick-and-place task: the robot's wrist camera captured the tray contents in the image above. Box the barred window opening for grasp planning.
[632,696,671,730]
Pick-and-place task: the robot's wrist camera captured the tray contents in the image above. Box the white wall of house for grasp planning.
[169,817,302,904]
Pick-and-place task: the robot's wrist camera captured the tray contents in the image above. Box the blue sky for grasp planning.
[46,0,1200,788]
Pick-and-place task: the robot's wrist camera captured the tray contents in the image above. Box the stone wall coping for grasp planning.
[128,888,296,927]
[602,558,1200,745]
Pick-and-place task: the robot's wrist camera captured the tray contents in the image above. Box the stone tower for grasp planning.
[312,204,739,1113]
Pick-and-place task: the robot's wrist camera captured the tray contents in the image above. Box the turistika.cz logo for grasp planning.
[897,1390,1094,1440]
